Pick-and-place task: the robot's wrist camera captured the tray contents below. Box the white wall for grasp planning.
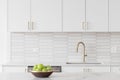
[10,32,120,65]
[0,0,8,64]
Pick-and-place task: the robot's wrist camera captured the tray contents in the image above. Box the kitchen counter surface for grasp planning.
[0,72,120,80]
[2,62,120,67]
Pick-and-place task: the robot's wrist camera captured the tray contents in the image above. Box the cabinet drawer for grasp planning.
[111,67,120,73]
[62,66,110,72]
[62,66,83,72]
[2,66,26,72]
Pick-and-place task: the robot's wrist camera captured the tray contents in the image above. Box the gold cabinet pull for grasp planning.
[32,22,34,30]
[28,21,30,30]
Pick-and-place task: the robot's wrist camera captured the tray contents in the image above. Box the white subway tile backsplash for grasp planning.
[10,32,120,65]
[11,56,25,63]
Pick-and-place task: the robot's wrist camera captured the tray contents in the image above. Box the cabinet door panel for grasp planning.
[63,0,85,32]
[86,0,108,32]
[8,0,30,32]
[109,0,120,32]
[111,67,120,73]
[31,0,61,32]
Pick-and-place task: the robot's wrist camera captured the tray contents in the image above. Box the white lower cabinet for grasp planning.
[3,65,120,73]
[2,66,26,72]
[62,66,110,72]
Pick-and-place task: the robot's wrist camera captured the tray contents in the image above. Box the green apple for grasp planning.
[37,64,44,69]
[35,68,41,71]
[32,64,52,72]
[42,68,48,72]
[46,65,52,71]
[33,65,38,71]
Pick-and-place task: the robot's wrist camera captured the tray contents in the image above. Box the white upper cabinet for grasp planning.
[63,0,108,32]
[63,0,85,32]
[8,0,117,32]
[109,0,120,32]
[8,0,30,32]
[31,0,62,32]
[8,0,61,32]
[86,0,108,32]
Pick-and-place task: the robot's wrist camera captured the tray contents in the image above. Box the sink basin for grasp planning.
[66,62,101,64]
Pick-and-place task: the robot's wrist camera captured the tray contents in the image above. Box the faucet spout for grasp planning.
[76,42,87,63]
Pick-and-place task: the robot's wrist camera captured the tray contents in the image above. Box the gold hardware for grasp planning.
[28,22,30,30]
[32,22,34,30]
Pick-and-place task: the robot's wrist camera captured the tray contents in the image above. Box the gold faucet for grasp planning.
[76,42,87,63]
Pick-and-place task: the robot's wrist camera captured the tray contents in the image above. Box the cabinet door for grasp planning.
[8,0,30,32]
[86,0,108,32]
[31,0,62,32]
[111,67,120,73]
[109,0,120,32]
[63,0,85,32]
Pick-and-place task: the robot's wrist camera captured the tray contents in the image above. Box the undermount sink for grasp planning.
[66,62,101,64]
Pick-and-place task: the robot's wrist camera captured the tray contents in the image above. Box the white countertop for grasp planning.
[2,62,120,67]
[0,72,120,80]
